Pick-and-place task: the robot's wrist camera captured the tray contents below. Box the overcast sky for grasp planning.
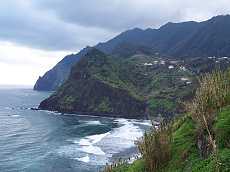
[0,0,230,86]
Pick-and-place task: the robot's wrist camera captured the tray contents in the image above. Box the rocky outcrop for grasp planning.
[39,79,147,118]
[39,49,147,118]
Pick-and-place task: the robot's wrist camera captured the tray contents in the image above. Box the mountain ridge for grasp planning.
[34,15,230,91]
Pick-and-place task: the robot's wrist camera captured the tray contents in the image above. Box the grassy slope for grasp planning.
[42,49,196,117]
[115,55,196,117]
[111,106,230,172]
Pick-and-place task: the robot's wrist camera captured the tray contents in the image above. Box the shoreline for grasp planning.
[32,107,153,121]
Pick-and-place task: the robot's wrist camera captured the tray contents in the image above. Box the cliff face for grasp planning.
[34,47,91,91]
[39,79,146,118]
[39,49,147,118]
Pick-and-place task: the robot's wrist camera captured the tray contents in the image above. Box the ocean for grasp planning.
[0,88,151,172]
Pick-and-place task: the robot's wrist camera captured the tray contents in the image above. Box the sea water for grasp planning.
[0,88,151,172]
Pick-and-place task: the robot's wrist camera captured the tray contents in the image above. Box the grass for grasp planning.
[108,109,230,172]
[137,121,172,171]
[219,148,230,172]
[215,106,230,149]
[159,116,200,172]
[105,69,230,172]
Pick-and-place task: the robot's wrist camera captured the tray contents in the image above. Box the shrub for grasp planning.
[186,70,230,171]
[187,71,230,151]
[137,121,172,172]
[149,98,175,112]
[215,107,230,149]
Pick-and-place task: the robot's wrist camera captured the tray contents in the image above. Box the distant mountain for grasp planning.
[97,15,230,58]
[96,21,201,56]
[171,15,230,57]
[34,15,230,91]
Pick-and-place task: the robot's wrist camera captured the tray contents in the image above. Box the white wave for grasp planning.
[86,133,110,144]
[77,138,91,146]
[80,145,105,155]
[76,132,110,155]
[114,118,128,124]
[58,144,108,165]
[76,155,90,163]
[134,121,152,126]
[95,118,145,157]
[11,114,20,117]
[113,119,143,141]
[58,118,149,166]
[131,120,154,127]
[41,110,61,116]
[85,120,102,125]
[4,107,12,110]
[76,132,110,146]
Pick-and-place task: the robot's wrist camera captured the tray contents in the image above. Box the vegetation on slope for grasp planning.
[104,69,230,172]
[39,48,198,118]
[39,44,230,118]
[35,15,230,91]
[39,49,146,118]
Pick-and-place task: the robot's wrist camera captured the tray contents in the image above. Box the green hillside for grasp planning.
[106,109,230,172]
[104,70,230,172]
[39,49,197,118]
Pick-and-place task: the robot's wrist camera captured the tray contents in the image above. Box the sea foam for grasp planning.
[58,118,149,166]
[77,132,110,155]
[85,120,103,125]
[76,155,90,163]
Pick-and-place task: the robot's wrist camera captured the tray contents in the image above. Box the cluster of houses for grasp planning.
[208,56,229,63]
[143,59,192,85]
[143,59,188,71]
[140,56,230,88]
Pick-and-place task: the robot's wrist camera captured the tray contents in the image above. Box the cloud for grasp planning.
[0,0,115,51]
[33,0,230,31]
[0,41,68,85]
[0,0,230,51]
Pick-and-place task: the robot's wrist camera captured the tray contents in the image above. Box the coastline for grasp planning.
[33,107,150,120]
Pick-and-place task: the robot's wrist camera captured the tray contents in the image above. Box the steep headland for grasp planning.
[39,48,198,118]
